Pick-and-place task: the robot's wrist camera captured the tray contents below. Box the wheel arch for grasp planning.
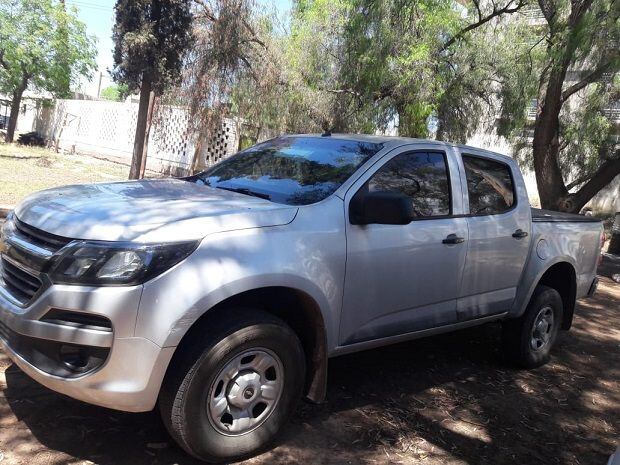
[519,260,577,330]
[537,262,577,330]
[167,286,329,403]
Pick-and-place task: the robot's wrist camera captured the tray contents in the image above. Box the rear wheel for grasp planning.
[159,309,305,463]
[501,285,563,368]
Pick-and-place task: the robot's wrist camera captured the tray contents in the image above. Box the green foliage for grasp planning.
[100,83,128,101]
[111,0,193,95]
[273,0,528,140]
[0,0,96,97]
[186,0,528,143]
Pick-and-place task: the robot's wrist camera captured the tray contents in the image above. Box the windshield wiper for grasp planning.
[216,186,271,200]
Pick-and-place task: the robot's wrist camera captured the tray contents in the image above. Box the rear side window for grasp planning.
[366,151,451,218]
[463,155,515,215]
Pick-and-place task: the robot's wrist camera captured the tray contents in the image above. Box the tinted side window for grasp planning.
[463,155,515,215]
[366,151,451,218]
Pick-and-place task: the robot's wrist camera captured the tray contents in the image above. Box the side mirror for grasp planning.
[349,190,414,225]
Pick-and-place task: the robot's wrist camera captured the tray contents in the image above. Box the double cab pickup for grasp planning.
[0,134,603,462]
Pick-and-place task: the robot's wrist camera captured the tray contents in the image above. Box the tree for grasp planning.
[0,0,96,142]
[181,0,298,171]
[280,0,527,140]
[182,0,528,163]
[498,0,620,212]
[100,83,128,101]
[112,0,193,179]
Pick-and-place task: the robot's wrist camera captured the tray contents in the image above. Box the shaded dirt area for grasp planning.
[0,260,618,465]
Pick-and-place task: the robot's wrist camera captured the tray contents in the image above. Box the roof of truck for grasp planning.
[282,133,514,162]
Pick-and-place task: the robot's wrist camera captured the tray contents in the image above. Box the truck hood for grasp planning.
[14,179,298,243]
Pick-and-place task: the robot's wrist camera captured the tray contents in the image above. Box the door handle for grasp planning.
[442,234,465,245]
[512,229,529,239]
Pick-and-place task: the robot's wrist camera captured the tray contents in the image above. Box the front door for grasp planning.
[339,146,468,345]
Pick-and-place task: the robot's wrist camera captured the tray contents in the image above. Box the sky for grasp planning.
[68,0,293,95]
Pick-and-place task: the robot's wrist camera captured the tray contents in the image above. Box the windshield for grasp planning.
[190,136,383,205]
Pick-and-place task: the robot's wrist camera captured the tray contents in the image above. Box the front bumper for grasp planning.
[0,282,174,412]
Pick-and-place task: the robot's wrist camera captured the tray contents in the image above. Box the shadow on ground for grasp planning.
[1,262,618,465]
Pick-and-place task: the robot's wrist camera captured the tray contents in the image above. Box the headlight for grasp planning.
[49,240,198,286]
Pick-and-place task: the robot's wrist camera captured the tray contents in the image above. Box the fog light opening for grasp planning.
[59,345,89,371]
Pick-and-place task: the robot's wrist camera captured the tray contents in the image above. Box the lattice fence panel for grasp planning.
[33,99,240,174]
[204,119,239,167]
[148,105,195,173]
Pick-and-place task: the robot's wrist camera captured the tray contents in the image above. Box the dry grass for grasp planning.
[0,143,131,206]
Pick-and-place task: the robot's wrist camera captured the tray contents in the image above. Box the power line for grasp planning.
[67,0,113,8]
[65,0,114,12]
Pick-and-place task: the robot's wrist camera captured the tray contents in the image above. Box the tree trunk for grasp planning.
[190,137,205,174]
[532,67,570,211]
[138,92,156,178]
[129,74,154,179]
[5,77,28,143]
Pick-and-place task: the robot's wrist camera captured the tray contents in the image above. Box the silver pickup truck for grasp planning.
[0,135,603,462]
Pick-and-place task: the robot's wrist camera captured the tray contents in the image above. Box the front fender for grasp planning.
[160,273,337,348]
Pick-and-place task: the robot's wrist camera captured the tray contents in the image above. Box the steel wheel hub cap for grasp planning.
[207,349,284,436]
[530,306,554,351]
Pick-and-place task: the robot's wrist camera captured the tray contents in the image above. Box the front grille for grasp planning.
[0,256,42,304]
[14,218,71,253]
[0,217,72,306]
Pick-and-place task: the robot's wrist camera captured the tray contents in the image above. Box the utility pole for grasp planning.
[96,72,103,99]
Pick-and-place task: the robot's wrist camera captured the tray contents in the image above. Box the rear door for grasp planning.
[457,151,532,321]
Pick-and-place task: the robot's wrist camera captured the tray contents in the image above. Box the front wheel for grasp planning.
[501,285,563,368]
[159,309,305,463]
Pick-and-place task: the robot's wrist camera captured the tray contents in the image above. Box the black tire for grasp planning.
[501,285,563,368]
[159,308,305,463]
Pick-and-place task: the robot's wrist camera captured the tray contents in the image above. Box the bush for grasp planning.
[17,132,46,147]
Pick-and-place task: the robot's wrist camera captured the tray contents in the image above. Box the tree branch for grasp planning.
[473,0,483,21]
[193,0,217,22]
[570,153,620,210]
[241,18,265,49]
[561,59,617,102]
[0,50,8,70]
[566,172,592,190]
[239,55,259,83]
[441,0,526,51]
[193,0,266,49]
[537,0,556,26]
[568,0,596,27]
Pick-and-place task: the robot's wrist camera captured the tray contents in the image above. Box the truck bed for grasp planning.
[531,208,602,223]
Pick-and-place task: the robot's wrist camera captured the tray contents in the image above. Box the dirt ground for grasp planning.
[0,258,618,465]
